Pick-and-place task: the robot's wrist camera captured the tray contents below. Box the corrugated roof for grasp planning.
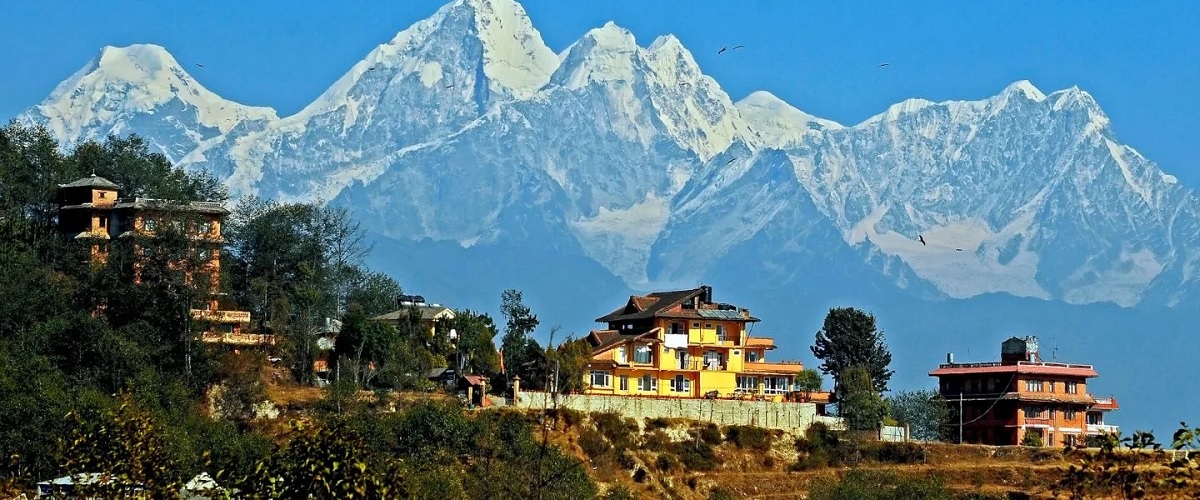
[113,198,229,215]
[697,309,743,320]
[372,305,454,322]
[59,174,120,190]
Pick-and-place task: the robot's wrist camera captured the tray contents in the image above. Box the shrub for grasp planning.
[693,423,722,446]
[675,442,721,471]
[593,411,638,449]
[862,442,926,464]
[807,469,955,500]
[1021,431,1043,448]
[709,487,735,500]
[615,448,638,470]
[547,408,585,428]
[656,453,679,472]
[603,485,636,500]
[646,417,673,431]
[643,429,671,451]
[725,425,774,451]
[579,427,612,459]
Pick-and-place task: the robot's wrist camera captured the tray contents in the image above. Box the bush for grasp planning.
[725,425,774,451]
[603,485,636,500]
[615,448,637,470]
[1021,431,1043,448]
[643,429,670,451]
[709,487,735,500]
[675,442,721,471]
[646,417,673,431]
[579,427,612,459]
[862,442,925,464]
[656,453,679,472]
[592,411,638,449]
[807,469,955,500]
[547,408,585,428]
[694,423,722,445]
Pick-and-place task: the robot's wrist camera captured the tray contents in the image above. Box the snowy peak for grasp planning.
[552,22,639,89]
[736,91,842,148]
[999,79,1046,102]
[299,0,556,119]
[26,43,277,148]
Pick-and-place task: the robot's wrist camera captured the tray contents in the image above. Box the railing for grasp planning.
[937,360,1094,369]
[674,359,727,371]
[1087,423,1120,435]
[191,309,251,323]
[200,332,275,346]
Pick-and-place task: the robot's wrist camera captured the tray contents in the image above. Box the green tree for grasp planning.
[345,271,403,317]
[335,305,400,387]
[451,309,501,377]
[795,368,824,400]
[839,366,889,431]
[549,337,592,394]
[811,307,893,400]
[886,389,949,442]
[499,289,539,387]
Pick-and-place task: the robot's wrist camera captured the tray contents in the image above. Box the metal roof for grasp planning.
[697,309,743,320]
[59,174,120,190]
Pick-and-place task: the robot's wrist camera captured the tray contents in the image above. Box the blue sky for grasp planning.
[2,1,1198,184]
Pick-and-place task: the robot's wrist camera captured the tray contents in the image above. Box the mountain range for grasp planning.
[13,0,1199,433]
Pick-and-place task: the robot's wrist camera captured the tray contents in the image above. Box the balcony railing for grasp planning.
[937,360,1094,370]
[191,309,251,324]
[1087,423,1120,435]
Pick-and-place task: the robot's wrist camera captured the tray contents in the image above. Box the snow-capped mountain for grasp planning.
[13,0,1200,310]
[15,44,278,163]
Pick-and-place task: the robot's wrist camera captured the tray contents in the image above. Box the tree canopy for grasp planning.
[811,307,894,399]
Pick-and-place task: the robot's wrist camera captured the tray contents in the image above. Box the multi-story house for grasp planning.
[583,285,815,401]
[56,174,262,345]
[929,336,1119,447]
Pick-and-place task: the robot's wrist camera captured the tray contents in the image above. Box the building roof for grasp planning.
[113,198,229,215]
[587,328,662,355]
[746,337,777,350]
[595,286,760,323]
[1092,396,1120,411]
[929,362,1098,378]
[372,305,454,322]
[59,174,120,190]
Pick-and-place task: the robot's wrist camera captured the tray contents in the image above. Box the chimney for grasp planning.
[946,352,954,364]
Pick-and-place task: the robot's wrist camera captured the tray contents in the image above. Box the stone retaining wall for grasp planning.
[511,391,844,434]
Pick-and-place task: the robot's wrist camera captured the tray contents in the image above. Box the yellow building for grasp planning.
[584,285,813,401]
[56,174,262,345]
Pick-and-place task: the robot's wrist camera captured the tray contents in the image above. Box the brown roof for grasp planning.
[60,174,120,190]
[595,286,760,323]
[587,328,662,355]
[595,288,704,322]
[746,337,776,350]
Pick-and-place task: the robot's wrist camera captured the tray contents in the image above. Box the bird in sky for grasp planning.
[732,45,745,51]
[955,248,963,252]
[717,47,727,54]
[726,158,736,165]
[879,63,890,68]
[195,63,204,68]
[445,84,454,89]
[918,235,927,246]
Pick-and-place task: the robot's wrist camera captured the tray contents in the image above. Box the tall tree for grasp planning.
[499,289,539,386]
[811,307,894,399]
[450,309,501,377]
[838,366,889,431]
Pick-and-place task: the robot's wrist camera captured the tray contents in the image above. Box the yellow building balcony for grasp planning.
[742,361,807,375]
[190,309,251,324]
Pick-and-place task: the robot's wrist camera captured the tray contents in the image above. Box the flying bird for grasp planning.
[195,63,204,68]
[717,46,728,55]
[879,63,890,68]
[445,84,454,89]
[732,45,745,50]
[918,235,926,246]
[955,248,963,252]
[726,158,736,165]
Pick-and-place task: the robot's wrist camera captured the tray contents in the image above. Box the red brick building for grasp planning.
[930,336,1119,447]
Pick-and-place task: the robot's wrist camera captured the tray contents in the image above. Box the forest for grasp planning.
[0,122,595,497]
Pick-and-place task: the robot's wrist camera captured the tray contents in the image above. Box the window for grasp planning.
[1066,382,1078,394]
[716,325,726,341]
[1048,381,1056,393]
[736,376,758,392]
[692,322,700,328]
[1025,406,1047,419]
[616,345,628,364]
[619,375,629,391]
[99,192,106,199]
[589,371,611,388]
[746,351,761,363]
[762,376,790,394]
[1065,409,1077,421]
[670,322,684,335]
[143,218,157,231]
[987,378,996,392]
[637,375,658,392]
[670,375,691,393]
[633,345,652,364]
[98,217,107,228]
[675,350,690,370]
[703,351,721,370]
[1025,380,1044,392]
[704,323,712,329]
